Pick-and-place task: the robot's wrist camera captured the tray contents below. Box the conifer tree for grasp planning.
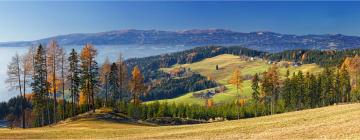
[334,70,341,103]
[339,66,351,102]
[282,69,293,110]
[296,71,305,109]
[251,73,260,116]
[304,72,312,108]
[309,74,319,108]
[321,67,334,105]
[109,63,120,104]
[68,49,80,116]
[31,45,49,126]
[60,49,67,120]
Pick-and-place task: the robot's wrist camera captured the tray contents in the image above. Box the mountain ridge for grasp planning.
[2,29,360,52]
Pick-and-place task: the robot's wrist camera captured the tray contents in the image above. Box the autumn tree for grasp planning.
[205,99,214,108]
[339,66,351,102]
[129,66,146,104]
[261,64,280,114]
[228,68,243,119]
[251,73,260,117]
[229,68,243,96]
[80,43,99,112]
[46,40,64,122]
[116,54,128,102]
[100,57,111,107]
[20,48,34,127]
[6,53,25,128]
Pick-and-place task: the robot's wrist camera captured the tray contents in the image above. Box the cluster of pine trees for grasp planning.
[5,41,147,128]
[267,48,360,67]
[123,101,265,121]
[251,65,352,115]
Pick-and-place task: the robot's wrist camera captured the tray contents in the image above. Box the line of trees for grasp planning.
[251,64,353,115]
[5,41,148,128]
[121,64,353,121]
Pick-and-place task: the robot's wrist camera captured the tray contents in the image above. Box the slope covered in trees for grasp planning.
[1,41,359,129]
[154,54,323,105]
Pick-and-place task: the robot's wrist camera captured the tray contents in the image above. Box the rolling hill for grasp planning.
[152,54,323,105]
[1,103,360,139]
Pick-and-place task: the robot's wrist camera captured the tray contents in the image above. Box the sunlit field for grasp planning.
[155,54,323,105]
[1,103,360,139]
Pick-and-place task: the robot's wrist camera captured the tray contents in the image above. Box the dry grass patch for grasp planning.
[2,103,360,139]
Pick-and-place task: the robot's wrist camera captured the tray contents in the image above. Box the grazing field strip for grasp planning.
[1,103,360,139]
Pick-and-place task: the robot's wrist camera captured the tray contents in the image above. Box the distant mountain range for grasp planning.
[2,29,360,52]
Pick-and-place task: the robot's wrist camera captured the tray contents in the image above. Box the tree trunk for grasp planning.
[236,85,239,120]
[91,85,95,113]
[47,93,51,125]
[87,82,90,112]
[71,79,75,117]
[42,110,45,127]
[16,59,24,128]
[53,62,57,123]
[105,75,108,107]
[89,56,95,113]
[62,57,65,120]
[22,68,27,128]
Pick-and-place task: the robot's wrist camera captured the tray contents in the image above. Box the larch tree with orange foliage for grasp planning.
[80,43,99,112]
[205,99,214,108]
[116,53,128,102]
[100,57,111,107]
[261,64,280,115]
[339,66,351,102]
[228,68,243,119]
[129,66,146,104]
[46,40,64,123]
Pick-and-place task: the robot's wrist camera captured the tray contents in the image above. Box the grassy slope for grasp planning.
[152,54,323,105]
[2,103,360,139]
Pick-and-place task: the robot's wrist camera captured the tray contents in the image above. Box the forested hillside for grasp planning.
[1,41,360,129]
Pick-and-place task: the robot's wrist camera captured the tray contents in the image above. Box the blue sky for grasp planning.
[1,1,360,42]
